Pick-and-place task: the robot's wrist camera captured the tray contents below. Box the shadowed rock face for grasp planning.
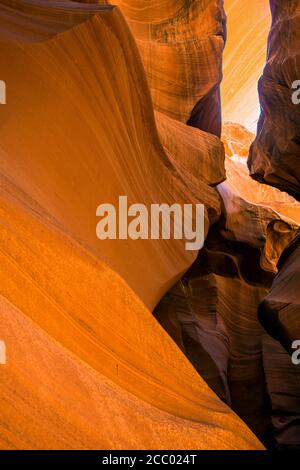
[154,227,274,447]
[248,0,300,200]
[155,124,300,448]
[259,231,300,356]
[155,225,300,449]
[245,3,300,445]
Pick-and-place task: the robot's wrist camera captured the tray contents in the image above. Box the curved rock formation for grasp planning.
[155,111,225,187]
[112,0,226,136]
[0,0,264,451]
[154,231,274,446]
[248,0,300,200]
[0,190,260,449]
[155,123,300,448]
[262,334,300,449]
[259,231,300,356]
[0,0,223,311]
[242,1,300,446]
[1,0,298,452]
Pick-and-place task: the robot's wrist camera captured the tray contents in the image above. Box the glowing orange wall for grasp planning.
[222,0,271,131]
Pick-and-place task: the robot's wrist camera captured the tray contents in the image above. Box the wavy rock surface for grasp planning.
[0,0,224,310]
[263,335,300,448]
[112,0,226,136]
[154,229,274,446]
[248,0,300,200]
[155,237,300,447]
[2,0,298,452]
[0,0,265,451]
[155,123,300,447]
[0,186,261,449]
[259,232,300,356]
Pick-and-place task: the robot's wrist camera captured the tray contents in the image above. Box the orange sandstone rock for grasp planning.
[0,0,222,310]
[112,0,226,136]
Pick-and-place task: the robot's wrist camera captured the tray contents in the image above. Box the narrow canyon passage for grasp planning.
[154,0,300,449]
[0,0,299,451]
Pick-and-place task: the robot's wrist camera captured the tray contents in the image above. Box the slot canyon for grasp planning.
[0,0,299,450]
